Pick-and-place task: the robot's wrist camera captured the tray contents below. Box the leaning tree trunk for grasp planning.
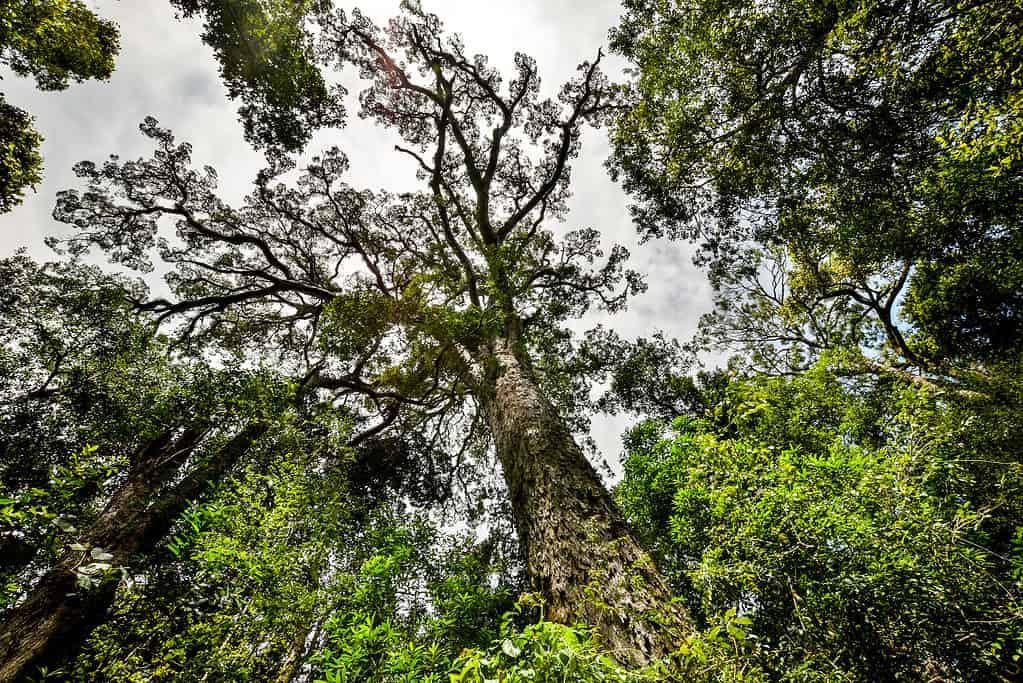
[480,336,690,667]
[0,423,266,683]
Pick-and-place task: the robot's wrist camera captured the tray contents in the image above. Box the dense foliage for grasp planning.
[1,0,1022,681]
[619,369,1023,680]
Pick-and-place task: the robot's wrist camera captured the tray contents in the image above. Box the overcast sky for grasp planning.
[0,0,713,469]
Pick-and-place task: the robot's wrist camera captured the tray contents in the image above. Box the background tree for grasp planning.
[66,423,482,682]
[0,254,293,681]
[610,0,1023,381]
[0,0,118,212]
[0,0,343,215]
[168,0,346,159]
[608,3,1023,677]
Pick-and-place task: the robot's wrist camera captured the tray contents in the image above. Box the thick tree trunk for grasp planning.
[479,336,689,667]
[0,423,265,683]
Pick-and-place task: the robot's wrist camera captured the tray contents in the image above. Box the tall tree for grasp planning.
[51,2,690,664]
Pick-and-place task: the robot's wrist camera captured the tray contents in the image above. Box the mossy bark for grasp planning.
[480,335,689,667]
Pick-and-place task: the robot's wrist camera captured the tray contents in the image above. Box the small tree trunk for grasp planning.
[0,423,265,683]
[275,620,318,683]
[479,336,689,667]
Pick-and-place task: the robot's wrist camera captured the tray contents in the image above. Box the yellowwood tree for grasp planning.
[51,1,689,665]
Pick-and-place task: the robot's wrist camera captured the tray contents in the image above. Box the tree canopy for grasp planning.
[611,0,1023,375]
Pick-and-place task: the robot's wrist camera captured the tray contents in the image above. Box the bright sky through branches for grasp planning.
[0,0,711,468]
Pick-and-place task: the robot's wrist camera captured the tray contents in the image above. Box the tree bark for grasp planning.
[479,335,689,667]
[0,423,265,683]
[275,620,319,683]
